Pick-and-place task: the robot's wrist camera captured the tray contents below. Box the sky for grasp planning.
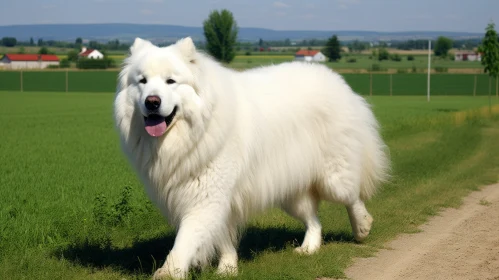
[1,0,498,33]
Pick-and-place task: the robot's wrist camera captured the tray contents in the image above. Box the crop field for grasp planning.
[0,90,498,280]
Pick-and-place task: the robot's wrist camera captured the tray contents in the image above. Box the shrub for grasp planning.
[434,66,448,73]
[397,68,408,73]
[407,55,415,61]
[347,58,357,63]
[76,57,115,69]
[245,51,251,56]
[59,58,70,68]
[390,54,402,61]
[369,64,384,72]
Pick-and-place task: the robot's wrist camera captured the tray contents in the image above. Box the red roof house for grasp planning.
[0,54,60,69]
[4,54,60,62]
[78,47,104,59]
[295,50,320,56]
[294,49,326,62]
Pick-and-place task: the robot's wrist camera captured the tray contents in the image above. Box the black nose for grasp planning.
[145,96,161,111]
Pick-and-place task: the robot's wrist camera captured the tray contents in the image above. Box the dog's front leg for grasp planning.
[153,202,231,279]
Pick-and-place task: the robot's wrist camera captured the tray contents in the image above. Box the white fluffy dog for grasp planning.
[113,37,390,279]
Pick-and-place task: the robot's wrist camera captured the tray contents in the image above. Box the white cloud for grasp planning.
[273,1,289,8]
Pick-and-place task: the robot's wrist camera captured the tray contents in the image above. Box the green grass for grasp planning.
[105,53,481,71]
[1,71,497,96]
[0,92,498,280]
[227,54,483,71]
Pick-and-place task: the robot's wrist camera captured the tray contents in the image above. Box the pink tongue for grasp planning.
[144,115,167,137]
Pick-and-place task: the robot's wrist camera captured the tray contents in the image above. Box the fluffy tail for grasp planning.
[358,100,391,201]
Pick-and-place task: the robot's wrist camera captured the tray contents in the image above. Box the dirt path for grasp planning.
[342,183,499,280]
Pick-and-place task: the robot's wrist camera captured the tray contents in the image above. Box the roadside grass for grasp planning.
[0,92,498,280]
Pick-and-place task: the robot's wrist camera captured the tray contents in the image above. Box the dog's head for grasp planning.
[115,37,206,141]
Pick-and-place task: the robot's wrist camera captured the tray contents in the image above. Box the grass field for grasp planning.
[228,54,483,71]
[100,53,481,72]
[1,71,497,96]
[0,91,498,280]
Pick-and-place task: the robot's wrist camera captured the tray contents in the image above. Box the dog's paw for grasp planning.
[216,264,238,277]
[353,213,373,242]
[294,243,320,255]
[153,267,187,280]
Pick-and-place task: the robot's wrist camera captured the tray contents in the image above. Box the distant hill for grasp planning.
[0,23,484,43]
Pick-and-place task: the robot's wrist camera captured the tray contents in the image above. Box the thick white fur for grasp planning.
[113,37,390,279]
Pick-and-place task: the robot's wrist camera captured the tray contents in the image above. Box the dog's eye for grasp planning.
[139,77,147,84]
[166,79,176,85]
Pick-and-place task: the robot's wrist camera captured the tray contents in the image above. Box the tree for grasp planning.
[323,35,341,62]
[1,37,17,47]
[75,37,83,50]
[29,37,34,46]
[434,36,453,58]
[348,40,369,53]
[202,9,239,63]
[67,50,79,62]
[478,21,499,105]
[38,47,49,54]
[478,21,499,79]
[377,48,390,61]
[37,38,44,46]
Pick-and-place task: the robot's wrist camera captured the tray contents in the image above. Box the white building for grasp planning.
[79,47,104,59]
[294,50,327,62]
[454,51,482,61]
[0,54,60,69]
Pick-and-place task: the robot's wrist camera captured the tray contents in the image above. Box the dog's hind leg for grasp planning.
[283,190,322,255]
[346,199,373,242]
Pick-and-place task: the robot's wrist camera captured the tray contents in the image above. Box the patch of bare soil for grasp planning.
[336,183,499,280]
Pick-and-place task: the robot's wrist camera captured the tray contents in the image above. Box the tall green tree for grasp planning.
[478,21,499,106]
[434,36,453,57]
[478,22,499,78]
[202,9,239,63]
[323,35,341,62]
[75,37,83,50]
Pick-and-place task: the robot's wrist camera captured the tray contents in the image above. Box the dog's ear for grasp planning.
[175,37,196,63]
[130,37,153,55]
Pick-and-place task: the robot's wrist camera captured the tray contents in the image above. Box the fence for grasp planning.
[0,70,498,96]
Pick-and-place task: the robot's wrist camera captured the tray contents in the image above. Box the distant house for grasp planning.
[294,50,326,62]
[79,47,104,59]
[455,51,482,62]
[0,54,60,69]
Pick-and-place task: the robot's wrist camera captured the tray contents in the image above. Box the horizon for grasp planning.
[0,22,487,35]
[2,0,499,34]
